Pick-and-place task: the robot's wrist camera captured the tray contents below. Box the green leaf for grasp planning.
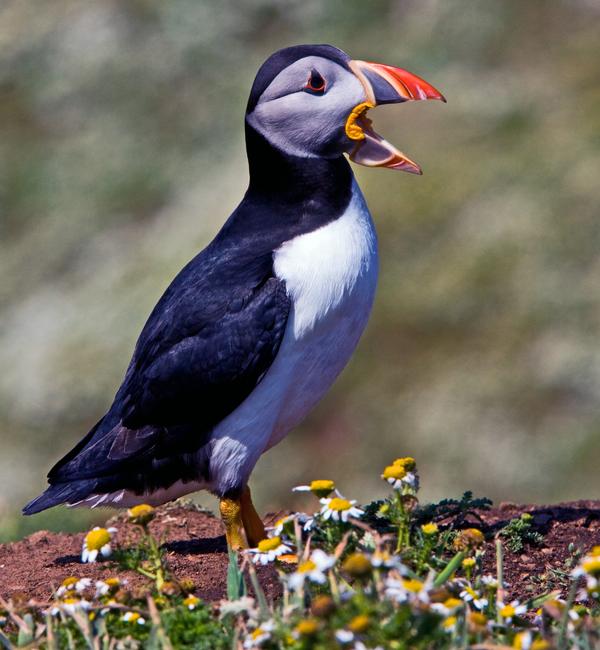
[226,548,247,601]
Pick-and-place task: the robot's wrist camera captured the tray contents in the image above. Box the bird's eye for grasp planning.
[304,70,326,95]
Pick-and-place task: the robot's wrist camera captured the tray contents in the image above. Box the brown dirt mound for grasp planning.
[0,500,598,605]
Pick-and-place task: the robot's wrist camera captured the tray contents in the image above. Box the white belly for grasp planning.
[208,179,378,494]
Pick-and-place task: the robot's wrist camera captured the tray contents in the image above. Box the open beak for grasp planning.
[346,60,445,174]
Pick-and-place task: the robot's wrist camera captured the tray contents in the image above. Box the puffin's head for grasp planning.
[246,44,445,174]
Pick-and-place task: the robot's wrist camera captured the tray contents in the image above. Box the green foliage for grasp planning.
[414,491,493,528]
[499,513,545,554]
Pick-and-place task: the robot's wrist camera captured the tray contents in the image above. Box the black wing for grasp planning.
[45,241,290,487]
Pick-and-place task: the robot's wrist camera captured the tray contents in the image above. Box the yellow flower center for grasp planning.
[402,578,424,593]
[443,598,463,609]
[462,557,476,568]
[298,559,317,573]
[61,576,78,588]
[348,615,370,633]
[500,604,516,618]
[128,504,155,524]
[257,536,282,552]
[84,528,111,551]
[310,479,334,492]
[105,577,120,588]
[443,616,457,629]
[328,497,351,511]
[421,523,439,535]
[342,553,372,577]
[469,612,487,627]
[590,545,600,557]
[382,465,407,481]
[127,612,141,623]
[583,557,600,576]
[251,628,266,640]
[393,456,416,471]
[62,597,80,605]
[183,595,200,607]
[531,641,551,650]
[295,619,319,636]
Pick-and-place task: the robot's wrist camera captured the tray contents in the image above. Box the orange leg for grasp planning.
[240,485,266,547]
[219,496,247,551]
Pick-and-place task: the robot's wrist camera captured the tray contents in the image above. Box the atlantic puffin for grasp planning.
[24,44,444,550]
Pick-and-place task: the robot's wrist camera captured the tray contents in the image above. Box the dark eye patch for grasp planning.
[304,69,326,95]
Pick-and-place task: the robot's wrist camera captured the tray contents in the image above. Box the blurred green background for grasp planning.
[1,0,599,542]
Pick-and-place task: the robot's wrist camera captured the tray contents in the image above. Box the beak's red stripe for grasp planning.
[357,61,446,103]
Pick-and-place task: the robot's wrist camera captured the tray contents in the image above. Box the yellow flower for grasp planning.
[293,480,335,498]
[342,553,372,578]
[442,615,457,632]
[382,465,407,481]
[582,557,600,576]
[122,611,145,624]
[250,536,292,565]
[402,578,424,593]
[453,528,485,551]
[443,597,463,610]
[320,497,364,522]
[462,557,476,569]
[421,523,439,536]
[81,527,116,563]
[183,595,200,610]
[61,577,78,588]
[294,618,319,636]
[393,456,416,471]
[348,615,370,633]
[128,504,155,525]
[257,536,283,552]
[467,611,487,631]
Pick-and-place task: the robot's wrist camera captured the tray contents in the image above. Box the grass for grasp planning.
[0,457,598,649]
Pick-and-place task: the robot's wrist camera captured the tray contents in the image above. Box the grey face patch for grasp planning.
[246,56,367,159]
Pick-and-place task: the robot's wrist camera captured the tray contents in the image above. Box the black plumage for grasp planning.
[23,113,354,514]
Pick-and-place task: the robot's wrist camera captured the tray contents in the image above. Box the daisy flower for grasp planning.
[183,595,201,610]
[460,586,488,610]
[381,464,419,492]
[288,549,335,591]
[51,597,91,616]
[81,527,117,563]
[122,611,145,625]
[498,600,527,623]
[319,497,364,522]
[431,597,463,617]
[243,620,275,648]
[293,479,336,498]
[248,536,292,565]
[442,615,457,633]
[384,577,430,604]
[95,577,123,598]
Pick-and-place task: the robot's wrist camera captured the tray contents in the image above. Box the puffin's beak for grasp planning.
[346,60,445,174]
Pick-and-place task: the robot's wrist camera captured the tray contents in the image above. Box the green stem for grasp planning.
[496,539,504,626]
[558,577,579,648]
[433,551,465,587]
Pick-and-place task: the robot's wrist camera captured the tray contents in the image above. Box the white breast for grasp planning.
[208,180,378,494]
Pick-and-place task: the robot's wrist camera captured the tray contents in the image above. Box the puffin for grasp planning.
[23,44,444,550]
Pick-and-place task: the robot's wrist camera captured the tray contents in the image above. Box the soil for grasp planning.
[0,500,598,606]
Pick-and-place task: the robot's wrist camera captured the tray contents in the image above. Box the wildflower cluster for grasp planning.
[0,458,598,649]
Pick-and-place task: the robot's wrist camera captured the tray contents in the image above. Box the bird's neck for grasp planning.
[244,122,354,209]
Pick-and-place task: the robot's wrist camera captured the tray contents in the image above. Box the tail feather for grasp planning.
[22,480,98,515]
